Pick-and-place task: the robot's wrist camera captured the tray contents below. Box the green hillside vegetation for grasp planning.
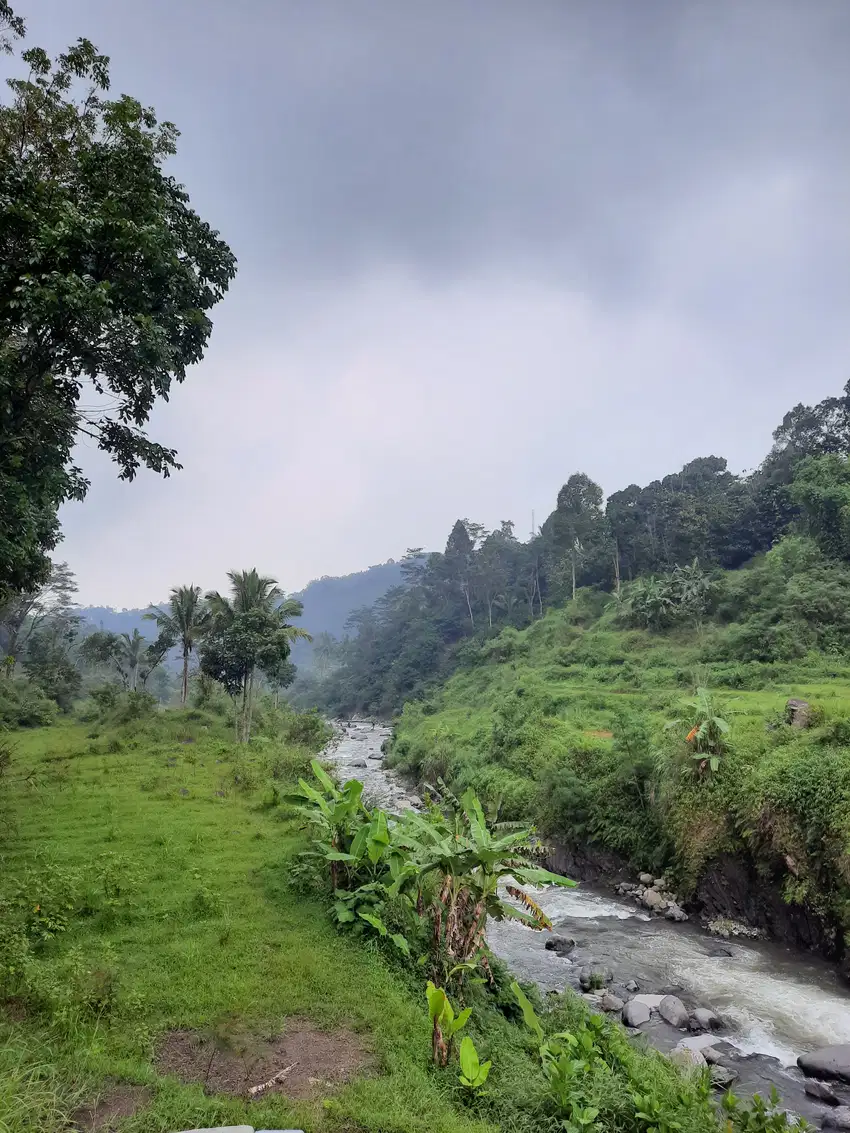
[311,381,850,719]
[388,537,850,972]
[1,699,802,1133]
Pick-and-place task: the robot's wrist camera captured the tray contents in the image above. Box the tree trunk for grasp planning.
[613,541,621,596]
[463,583,474,630]
[244,668,256,743]
[571,551,576,601]
[181,649,189,705]
[239,672,251,743]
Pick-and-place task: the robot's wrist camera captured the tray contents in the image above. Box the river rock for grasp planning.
[702,1046,724,1064]
[601,993,625,1012]
[633,994,664,1008]
[823,1109,850,1130]
[643,888,667,912]
[804,1079,840,1104]
[670,1046,707,1072]
[545,935,576,955]
[665,904,689,922]
[710,1064,739,1089]
[659,995,690,1028]
[691,1008,722,1032]
[654,877,666,889]
[622,1000,651,1026]
[639,872,655,886]
[624,979,639,993]
[579,964,613,990]
[351,760,367,768]
[798,1045,850,1083]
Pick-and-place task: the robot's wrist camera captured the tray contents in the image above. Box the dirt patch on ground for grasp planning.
[155,1019,370,1101]
[72,1084,152,1132]
[584,729,614,738]
[1,996,28,1022]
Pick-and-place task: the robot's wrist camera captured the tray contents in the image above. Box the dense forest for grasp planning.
[295,379,850,716]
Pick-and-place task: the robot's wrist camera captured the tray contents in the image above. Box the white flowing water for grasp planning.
[323,722,850,1107]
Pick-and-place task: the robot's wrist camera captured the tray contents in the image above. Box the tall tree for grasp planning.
[0,7,236,600]
[547,473,606,599]
[789,454,850,561]
[0,561,77,673]
[443,519,484,631]
[145,585,207,704]
[80,628,171,691]
[200,570,311,742]
[312,631,339,679]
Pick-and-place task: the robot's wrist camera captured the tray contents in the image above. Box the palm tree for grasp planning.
[204,570,311,742]
[121,629,146,691]
[146,585,208,705]
[312,631,338,679]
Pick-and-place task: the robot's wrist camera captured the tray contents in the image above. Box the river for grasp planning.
[322,721,850,1123]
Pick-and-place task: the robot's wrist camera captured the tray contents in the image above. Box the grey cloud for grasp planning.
[29,1,850,291]
[14,1,850,604]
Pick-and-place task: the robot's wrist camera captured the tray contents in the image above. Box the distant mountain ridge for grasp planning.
[77,559,406,671]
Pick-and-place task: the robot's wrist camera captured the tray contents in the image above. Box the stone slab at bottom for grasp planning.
[175,1127,254,1133]
[175,1127,305,1132]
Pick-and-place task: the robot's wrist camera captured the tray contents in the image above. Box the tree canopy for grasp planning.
[0,4,236,600]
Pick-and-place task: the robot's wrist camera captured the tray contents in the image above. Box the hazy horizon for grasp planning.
[19,1,849,606]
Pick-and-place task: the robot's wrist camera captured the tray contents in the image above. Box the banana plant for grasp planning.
[458,1034,491,1094]
[290,763,575,984]
[398,789,575,981]
[426,980,470,1067]
[285,759,370,886]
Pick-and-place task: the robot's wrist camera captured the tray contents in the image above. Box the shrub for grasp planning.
[0,678,57,727]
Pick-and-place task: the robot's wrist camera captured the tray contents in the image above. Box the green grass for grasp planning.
[0,713,498,1133]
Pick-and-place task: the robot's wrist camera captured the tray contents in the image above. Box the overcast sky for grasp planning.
[20,0,850,606]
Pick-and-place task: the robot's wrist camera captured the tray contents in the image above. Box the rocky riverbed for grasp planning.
[322,720,850,1128]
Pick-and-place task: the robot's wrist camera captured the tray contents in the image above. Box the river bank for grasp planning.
[324,719,850,1128]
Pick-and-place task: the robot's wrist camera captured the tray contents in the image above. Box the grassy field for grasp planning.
[0,709,501,1133]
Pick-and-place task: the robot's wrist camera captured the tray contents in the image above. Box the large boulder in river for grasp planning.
[622,999,651,1026]
[805,1079,840,1104]
[545,935,576,955]
[709,1064,739,1089]
[600,992,625,1013]
[798,1045,850,1083]
[670,1046,707,1072]
[823,1109,850,1130]
[665,904,688,922]
[691,1008,722,1032]
[658,995,690,1028]
[642,888,667,912]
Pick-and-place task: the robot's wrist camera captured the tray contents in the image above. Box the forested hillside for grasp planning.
[295,381,850,979]
[307,380,850,717]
